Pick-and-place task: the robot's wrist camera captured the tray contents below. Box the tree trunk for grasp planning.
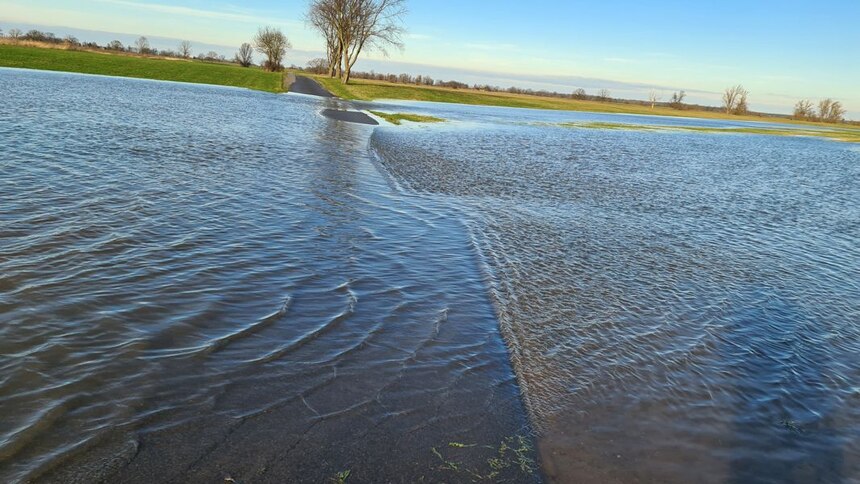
[341,48,350,83]
[328,42,340,77]
[337,45,344,80]
[343,42,364,85]
[328,51,337,77]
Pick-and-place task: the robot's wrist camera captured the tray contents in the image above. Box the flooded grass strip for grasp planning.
[556,121,860,143]
[369,111,446,125]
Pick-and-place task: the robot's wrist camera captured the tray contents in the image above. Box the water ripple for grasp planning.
[0,69,535,483]
[369,108,860,483]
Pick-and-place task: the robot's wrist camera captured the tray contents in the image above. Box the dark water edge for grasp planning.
[0,69,541,483]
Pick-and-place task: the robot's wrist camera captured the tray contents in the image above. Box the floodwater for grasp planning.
[368,100,860,483]
[0,69,537,483]
[2,68,859,484]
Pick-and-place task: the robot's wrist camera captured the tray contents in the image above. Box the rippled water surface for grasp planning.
[369,100,860,483]
[3,69,860,484]
[0,70,537,483]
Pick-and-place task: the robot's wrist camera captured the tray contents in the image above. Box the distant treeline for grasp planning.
[303,59,855,124]
[1,28,239,64]
[303,61,761,116]
[793,99,849,124]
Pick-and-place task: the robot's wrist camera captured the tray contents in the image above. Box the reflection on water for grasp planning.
[370,104,860,483]
[0,69,536,482]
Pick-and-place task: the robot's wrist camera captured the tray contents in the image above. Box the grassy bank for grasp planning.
[0,44,284,92]
[309,74,853,128]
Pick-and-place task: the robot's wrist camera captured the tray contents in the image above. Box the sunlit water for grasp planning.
[2,68,859,484]
[367,100,860,483]
[0,69,536,483]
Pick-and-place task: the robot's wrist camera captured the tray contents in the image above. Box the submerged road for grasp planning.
[290,75,379,125]
[289,75,335,98]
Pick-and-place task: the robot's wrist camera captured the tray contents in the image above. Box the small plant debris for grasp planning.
[431,434,536,481]
[331,469,351,483]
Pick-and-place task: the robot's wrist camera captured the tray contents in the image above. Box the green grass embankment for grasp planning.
[0,44,284,92]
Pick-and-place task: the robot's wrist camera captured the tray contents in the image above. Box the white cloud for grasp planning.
[93,0,302,27]
[604,57,639,64]
[464,42,521,52]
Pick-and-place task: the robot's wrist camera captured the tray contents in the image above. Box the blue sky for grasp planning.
[2,0,858,117]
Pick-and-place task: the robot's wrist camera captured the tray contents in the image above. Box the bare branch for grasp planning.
[235,43,254,67]
[254,26,291,71]
[648,90,661,109]
[135,36,150,55]
[722,85,749,115]
[307,0,406,83]
[818,98,846,123]
[178,40,192,59]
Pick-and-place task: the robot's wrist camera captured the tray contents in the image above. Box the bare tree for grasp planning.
[722,86,738,113]
[178,40,192,58]
[306,57,329,74]
[308,0,406,83]
[793,100,815,120]
[828,101,846,123]
[254,26,291,72]
[722,85,749,114]
[235,43,254,67]
[135,36,150,54]
[829,101,846,123]
[107,40,124,51]
[8,28,22,41]
[343,0,406,83]
[648,90,661,109]
[308,0,344,77]
[818,99,834,122]
[818,98,846,123]
[597,88,610,101]
[669,90,686,109]
[572,88,587,100]
[735,89,749,115]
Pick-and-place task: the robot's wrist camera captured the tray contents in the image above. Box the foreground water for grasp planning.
[0,69,537,482]
[367,100,860,483]
[2,69,859,484]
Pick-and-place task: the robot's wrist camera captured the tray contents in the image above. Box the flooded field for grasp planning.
[2,67,859,483]
[369,100,860,483]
